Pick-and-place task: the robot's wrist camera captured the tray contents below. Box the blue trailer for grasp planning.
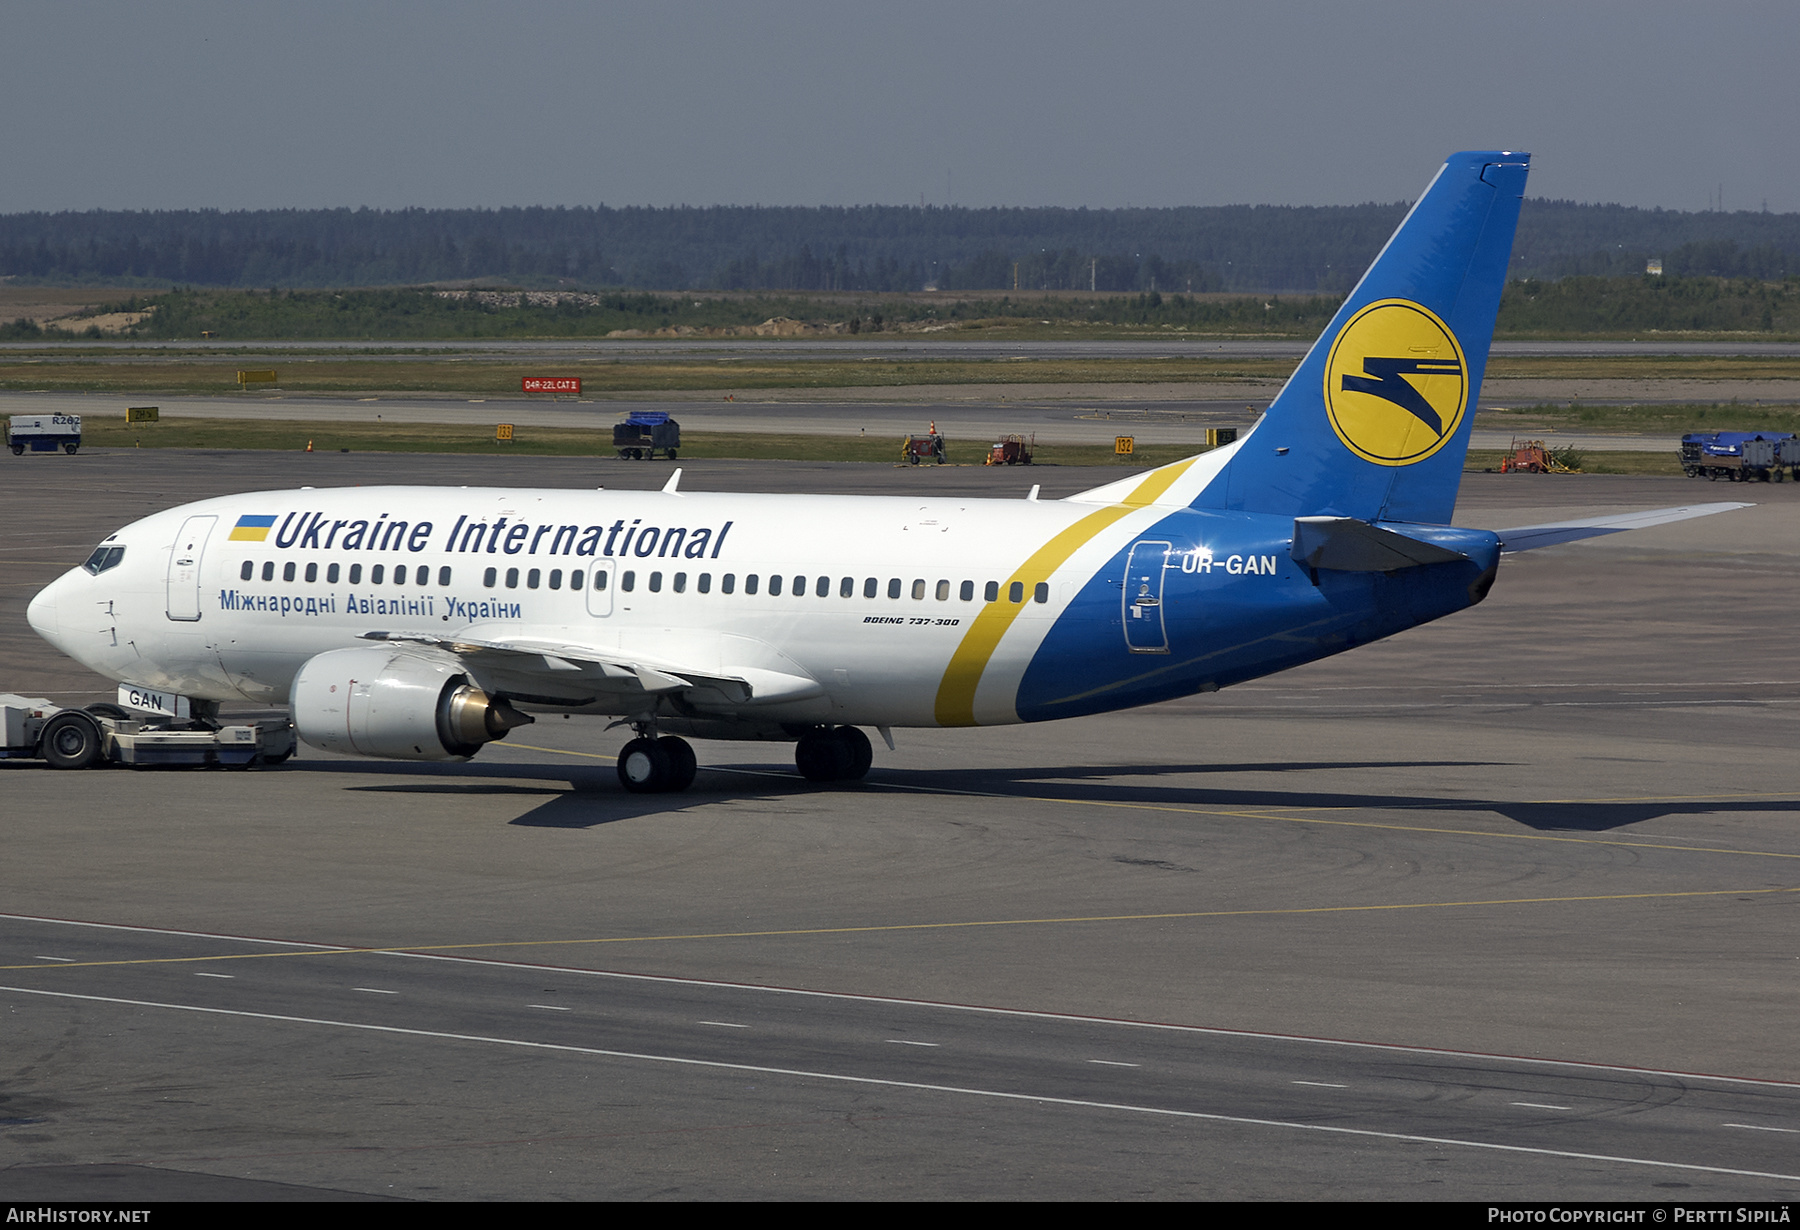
[1679,431,1799,482]
[613,412,680,461]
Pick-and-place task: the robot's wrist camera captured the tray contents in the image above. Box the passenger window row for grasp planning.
[235,560,1051,606]
[482,568,1051,605]
[240,561,451,587]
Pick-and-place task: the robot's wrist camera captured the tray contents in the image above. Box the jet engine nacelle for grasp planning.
[291,646,532,760]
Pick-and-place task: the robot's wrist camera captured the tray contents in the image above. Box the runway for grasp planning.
[0,389,1726,453]
[3,449,1799,1199]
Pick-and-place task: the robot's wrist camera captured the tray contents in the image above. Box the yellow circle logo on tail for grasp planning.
[1324,299,1467,466]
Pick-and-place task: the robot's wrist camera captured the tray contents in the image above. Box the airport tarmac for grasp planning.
[3,448,1799,1200]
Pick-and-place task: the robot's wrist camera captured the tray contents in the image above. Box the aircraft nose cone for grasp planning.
[27,576,67,651]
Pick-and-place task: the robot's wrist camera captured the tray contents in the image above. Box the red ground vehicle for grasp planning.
[902,432,946,464]
[985,434,1035,466]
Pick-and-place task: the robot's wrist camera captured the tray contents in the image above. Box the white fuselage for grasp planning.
[28,481,1214,730]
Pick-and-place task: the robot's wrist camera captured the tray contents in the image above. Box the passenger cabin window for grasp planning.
[283,562,297,582]
[262,561,275,582]
[888,578,902,599]
[349,564,362,584]
[744,574,758,595]
[864,577,877,598]
[239,561,253,581]
[697,573,710,594]
[721,574,735,594]
[959,580,974,601]
[437,566,451,586]
[305,562,318,583]
[527,568,541,589]
[911,579,925,600]
[1034,582,1050,603]
[621,571,636,592]
[483,567,496,587]
[505,568,519,588]
[935,580,950,601]
[984,581,999,602]
[328,564,341,584]
[1009,581,1024,603]
[767,575,781,596]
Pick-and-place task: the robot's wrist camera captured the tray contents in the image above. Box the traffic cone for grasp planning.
[306,439,313,452]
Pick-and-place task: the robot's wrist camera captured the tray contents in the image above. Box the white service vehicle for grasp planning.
[7,414,83,455]
[0,689,295,769]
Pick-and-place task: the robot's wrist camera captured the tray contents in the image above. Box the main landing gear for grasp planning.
[615,724,875,793]
[794,725,873,783]
[616,734,698,794]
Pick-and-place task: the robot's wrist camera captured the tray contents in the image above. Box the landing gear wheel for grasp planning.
[41,712,105,770]
[794,728,847,781]
[656,736,697,791]
[617,737,670,793]
[794,726,872,783]
[834,726,872,779]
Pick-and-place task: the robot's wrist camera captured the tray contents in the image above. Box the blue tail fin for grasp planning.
[1196,150,1529,524]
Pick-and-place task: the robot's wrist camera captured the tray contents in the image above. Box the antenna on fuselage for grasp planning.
[662,468,683,495]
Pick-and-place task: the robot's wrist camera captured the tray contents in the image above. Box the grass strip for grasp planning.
[66,417,1202,468]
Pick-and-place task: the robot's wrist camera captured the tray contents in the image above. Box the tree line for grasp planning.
[2,199,1797,292]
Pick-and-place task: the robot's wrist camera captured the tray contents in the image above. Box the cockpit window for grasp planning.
[83,546,126,576]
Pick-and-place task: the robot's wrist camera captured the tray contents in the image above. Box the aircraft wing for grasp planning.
[358,630,825,708]
[1494,501,1751,554]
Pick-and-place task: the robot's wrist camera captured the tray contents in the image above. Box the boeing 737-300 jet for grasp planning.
[24,151,1745,791]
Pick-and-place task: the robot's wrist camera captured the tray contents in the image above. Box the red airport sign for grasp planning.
[522,377,581,394]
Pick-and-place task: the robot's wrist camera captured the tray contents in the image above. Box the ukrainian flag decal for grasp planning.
[1324,299,1468,466]
[228,514,277,542]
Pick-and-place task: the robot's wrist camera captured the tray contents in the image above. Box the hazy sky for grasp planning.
[6,2,1796,214]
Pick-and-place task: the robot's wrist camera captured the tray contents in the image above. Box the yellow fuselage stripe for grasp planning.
[932,458,1197,727]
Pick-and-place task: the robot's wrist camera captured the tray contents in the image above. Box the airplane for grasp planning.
[24,150,1746,791]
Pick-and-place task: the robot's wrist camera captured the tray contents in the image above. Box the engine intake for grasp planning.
[291,647,532,760]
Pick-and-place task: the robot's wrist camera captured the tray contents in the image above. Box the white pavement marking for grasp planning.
[352,988,398,995]
[1293,1081,1348,1088]
[1724,1123,1800,1133]
[528,1004,570,1012]
[698,1021,749,1029]
[10,911,1800,1092]
[6,984,1799,1187]
[1512,1102,1572,1110]
[1090,1060,1140,1068]
[193,972,234,979]
[888,1040,940,1047]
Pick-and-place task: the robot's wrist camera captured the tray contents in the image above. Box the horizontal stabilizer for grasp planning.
[1292,516,1471,572]
[1496,502,1751,553]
